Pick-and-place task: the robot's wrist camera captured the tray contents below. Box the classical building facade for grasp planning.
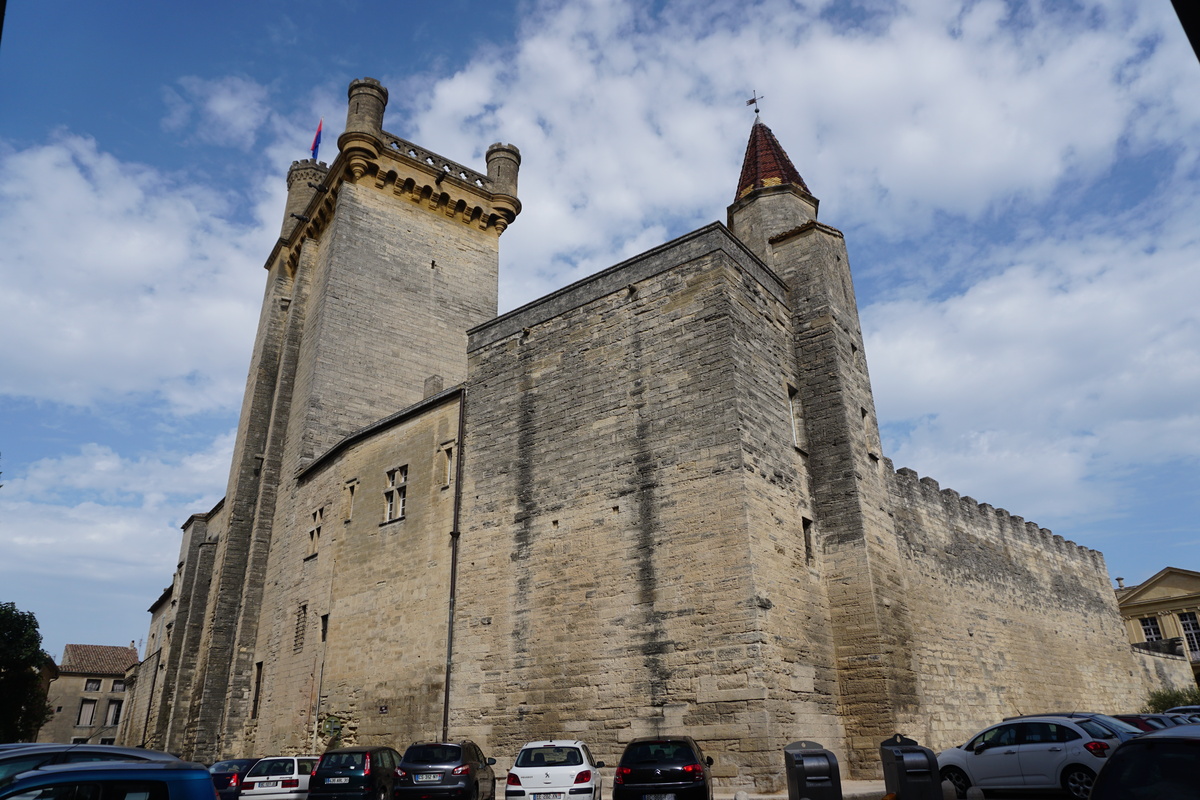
[1116,567,1200,684]
[38,644,138,744]
[125,77,1192,785]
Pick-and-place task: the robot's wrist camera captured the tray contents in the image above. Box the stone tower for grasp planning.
[728,118,919,772]
[165,77,521,762]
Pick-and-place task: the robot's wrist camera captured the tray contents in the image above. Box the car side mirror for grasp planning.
[974,743,989,754]
[594,761,605,769]
[705,757,713,767]
[487,758,496,766]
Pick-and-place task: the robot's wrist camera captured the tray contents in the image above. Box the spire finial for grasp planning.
[745,90,765,116]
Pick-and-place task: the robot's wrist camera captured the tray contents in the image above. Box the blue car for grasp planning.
[0,760,216,800]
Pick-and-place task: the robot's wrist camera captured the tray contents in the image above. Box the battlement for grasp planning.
[383,134,492,189]
[890,464,1102,561]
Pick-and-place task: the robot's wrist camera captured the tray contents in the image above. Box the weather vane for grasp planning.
[745,90,765,115]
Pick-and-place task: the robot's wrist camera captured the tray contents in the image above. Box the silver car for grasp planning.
[937,715,1118,799]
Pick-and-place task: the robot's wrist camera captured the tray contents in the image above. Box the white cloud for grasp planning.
[865,202,1200,522]
[163,76,272,150]
[0,133,274,413]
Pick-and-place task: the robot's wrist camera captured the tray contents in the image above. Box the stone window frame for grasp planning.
[307,506,324,559]
[77,698,97,726]
[383,465,408,523]
[440,441,457,489]
[105,698,123,726]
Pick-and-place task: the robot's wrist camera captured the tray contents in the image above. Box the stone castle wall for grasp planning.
[235,391,463,757]
[452,225,845,790]
[885,465,1190,750]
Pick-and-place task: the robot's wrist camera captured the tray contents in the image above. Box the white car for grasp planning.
[506,741,605,800]
[937,716,1119,799]
[240,756,321,800]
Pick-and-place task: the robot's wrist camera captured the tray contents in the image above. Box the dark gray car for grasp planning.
[395,741,496,800]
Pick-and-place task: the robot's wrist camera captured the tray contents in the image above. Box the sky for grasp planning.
[1,0,1198,663]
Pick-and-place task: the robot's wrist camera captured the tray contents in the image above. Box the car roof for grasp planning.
[519,741,586,749]
[1,744,179,761]
[7,761,209,785]
[1121,722,1200,741]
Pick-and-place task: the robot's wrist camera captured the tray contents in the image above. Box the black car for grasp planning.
[1090,722,1200,800]
[0,744,180,788]
[309,746,403,800]
[612,737,713,800]
[395,741,496,800]
[211,758,261,800]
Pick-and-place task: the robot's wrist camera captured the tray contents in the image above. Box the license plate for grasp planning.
[415,775,440,783]
[258,782,280,789]
[644,795,674,800]
[533,794,564,800]
[327,778,350,784]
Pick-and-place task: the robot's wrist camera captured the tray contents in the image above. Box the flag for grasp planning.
[310,119,323,160]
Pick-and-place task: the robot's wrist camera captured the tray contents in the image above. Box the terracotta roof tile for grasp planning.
[59,644,139,675]
[735,120,810,200]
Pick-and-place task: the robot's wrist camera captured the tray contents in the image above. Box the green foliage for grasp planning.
[0,602,53,742]
[1143,685,1200,713]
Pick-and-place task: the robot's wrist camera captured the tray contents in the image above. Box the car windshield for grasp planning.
[1078,719,1118,739]
[1087,714,1142,735]
[402,746,461,765]
[622,742,696,765]
[515,748,582,768]
[247,760,294,778]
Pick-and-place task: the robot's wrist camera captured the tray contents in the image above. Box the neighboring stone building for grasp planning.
[38,644,138,744]
[127,77,1193,785]
[1116,567,1200,685]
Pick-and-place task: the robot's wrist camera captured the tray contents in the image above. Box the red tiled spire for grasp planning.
[735,119,810,201]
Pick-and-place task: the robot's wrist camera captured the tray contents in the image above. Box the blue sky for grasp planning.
[1,0,1198,662]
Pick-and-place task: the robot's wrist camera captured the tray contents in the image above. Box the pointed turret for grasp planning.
[735,119,811,200]
[727,119,818,262]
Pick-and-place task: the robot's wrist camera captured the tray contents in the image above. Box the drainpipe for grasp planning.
[442,388,467,741]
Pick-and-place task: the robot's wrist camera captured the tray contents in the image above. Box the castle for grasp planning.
[120,78,1191,785]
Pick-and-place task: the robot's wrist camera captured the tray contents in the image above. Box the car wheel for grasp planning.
[1062,765,1095,799]
[939,766,970,799]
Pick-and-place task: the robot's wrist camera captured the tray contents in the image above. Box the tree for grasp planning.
[0,602,54,742]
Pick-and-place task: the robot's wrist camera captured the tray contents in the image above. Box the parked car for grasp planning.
[395,741,496,800]
[1003,712,1143,742]
[309,747,402,800]
[1090,722,1200,800]
[505,741,604,800]
[1115,714,1169,732]
[0,744,180,787]
[0,760,214,800]
[211,758,262,800]
[938,715,1120,799]
[611,737,712,800]
[1166,705,1200,714]
[240,756,320,800]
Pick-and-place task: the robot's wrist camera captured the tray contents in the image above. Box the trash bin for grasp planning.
[783,740,842,800]
[878,734,940,800]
